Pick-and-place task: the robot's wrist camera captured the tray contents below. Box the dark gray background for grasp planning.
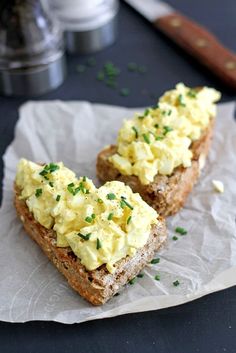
[0,0,236,352]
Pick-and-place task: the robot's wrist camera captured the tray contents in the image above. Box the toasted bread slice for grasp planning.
[14,185,167,306]
[97,118,214,217]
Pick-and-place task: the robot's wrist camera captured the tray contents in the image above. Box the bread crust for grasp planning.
[14,186,167,306]
[97,118,215,217]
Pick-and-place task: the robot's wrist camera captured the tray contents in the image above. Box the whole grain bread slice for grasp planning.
[97,118,214,217]
[14,185,167,306]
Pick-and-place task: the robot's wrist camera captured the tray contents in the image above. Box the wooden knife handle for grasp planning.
[155,12,236,90]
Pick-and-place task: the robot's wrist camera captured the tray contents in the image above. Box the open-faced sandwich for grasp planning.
[97,83,221,216]
[14,159,167,305]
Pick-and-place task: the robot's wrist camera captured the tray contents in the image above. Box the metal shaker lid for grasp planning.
[50,0,119,54]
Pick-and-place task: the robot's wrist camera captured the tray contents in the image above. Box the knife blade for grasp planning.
[124,0,236,90]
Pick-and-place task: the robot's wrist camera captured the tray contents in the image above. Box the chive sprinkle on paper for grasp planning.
[173,280,180,287]
[175,227,187,235]
[137,273,144,278]
[129,277,136,285]
[151,258,160,264]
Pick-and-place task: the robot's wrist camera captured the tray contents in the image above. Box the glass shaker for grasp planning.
[50,0,119,54]
[0,0,66,96]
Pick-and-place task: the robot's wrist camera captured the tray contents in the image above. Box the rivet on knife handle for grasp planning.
[155,12,236,90]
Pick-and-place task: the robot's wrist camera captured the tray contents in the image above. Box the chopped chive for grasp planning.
[35,188,42,198]
[76,64,86,73]
[175,227,187,235]
[107,193,116,200]
[154,123,159,128]
[173,280,180,287]
[106,80,117,88]
[132,126,139,138]
[49,181,54,187]
[120,198,133,210]
[127,215,132,225]
[172,236,178,241]
[178,94,186,107]
[56,194,61,202]
[156,136,164,141]
[152,103,159,109]
[129,277,136,285]
[108,212,114,220]
[163,126,173,135]
[138,65,147,73]
[85,189,90,194]
[67,183,75,195]
[39,163,59,178]
[39,169,48,177]
[78,233,91,241]
[91,213,96,219]
[87,57,96,67]
[154,274,160,281]
[83,176,87,182]
[151,258,160,264]
[96,71,105,81]
[137,273,144,278]
[149,131,157,138]
[120,88,130,97]
[74,187,81,195]
[96,238,102,250]
[187,89,197,98]
[162,109,172,116]
[143,133,150,144]
[97,198,103,203]
[127,62,138,72]
[144,108,150,116]
[138,115,144,120]
[79,182,86,193]
[85,216,93,223]
[48,163,59,172]
[120,200,126,209]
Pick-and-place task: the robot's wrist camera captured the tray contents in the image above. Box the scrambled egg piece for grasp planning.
[109,83,221,185]
[16,159,158,273]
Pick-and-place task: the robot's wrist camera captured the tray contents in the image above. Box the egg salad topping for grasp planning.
[109,83,221,185]
[16,159,158,273]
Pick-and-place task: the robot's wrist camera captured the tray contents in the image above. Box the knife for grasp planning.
[124,0,236,90]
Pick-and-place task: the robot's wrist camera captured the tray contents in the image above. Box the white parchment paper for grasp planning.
[0,100,236,324]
